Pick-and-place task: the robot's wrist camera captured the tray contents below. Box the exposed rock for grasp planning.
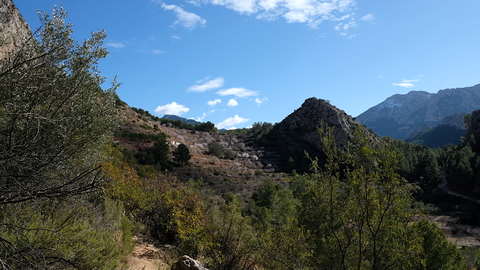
[0,0,32,60]
[274,97,360,150]
[171,255,208,270]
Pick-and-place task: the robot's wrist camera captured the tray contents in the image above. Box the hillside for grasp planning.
[357,84,480,140]
[2,1,479,267]
[114,97,364,194]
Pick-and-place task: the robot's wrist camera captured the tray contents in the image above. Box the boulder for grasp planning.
[171,255,208,270]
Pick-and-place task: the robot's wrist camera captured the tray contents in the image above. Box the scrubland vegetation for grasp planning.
[2,7,480,270]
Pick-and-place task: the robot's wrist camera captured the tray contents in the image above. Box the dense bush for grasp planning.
[208,142,237,160]
[0,6,132,268]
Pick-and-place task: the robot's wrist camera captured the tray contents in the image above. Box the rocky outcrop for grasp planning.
[171,255,208,270]
[273,97,360,150]
[0,0,32,60]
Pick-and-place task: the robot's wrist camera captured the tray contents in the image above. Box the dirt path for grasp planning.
[439,177,480,204]
[124,237,171,270]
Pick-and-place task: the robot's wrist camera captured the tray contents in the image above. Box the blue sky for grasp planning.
[16,0,480,129]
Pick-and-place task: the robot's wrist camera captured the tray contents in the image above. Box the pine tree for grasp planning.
[174,143,192,165]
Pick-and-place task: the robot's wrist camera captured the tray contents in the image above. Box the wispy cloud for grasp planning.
[207,99,222,106]
[217,115,249,129]
[189,77,225,92]
[195,0,356,27]
[161,3,206,29]
[392,79,419,88]
[255,97,268,105]
[196,110,216,122]
[227,99,238,107]
[106,42,125,49]
[152,49,166,54]
[217,87,258,98]
[360,13,375,22]
[335,19,357,32]
[154,102,190,115]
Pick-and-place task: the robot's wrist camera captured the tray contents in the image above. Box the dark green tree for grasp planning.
[173,143,192,165]
[195,121,216,132]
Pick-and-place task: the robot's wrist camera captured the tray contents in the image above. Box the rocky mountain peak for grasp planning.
[273,97,360,150]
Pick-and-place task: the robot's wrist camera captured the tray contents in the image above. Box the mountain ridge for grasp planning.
[357,84,480,140]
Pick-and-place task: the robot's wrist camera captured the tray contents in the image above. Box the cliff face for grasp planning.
[357,84,480,140]
[0,0,32,59]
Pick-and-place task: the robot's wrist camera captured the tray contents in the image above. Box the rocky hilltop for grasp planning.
[357,84,480,140]
[273,97,360,150]
[263,97,363,172]
[0,0,32,59]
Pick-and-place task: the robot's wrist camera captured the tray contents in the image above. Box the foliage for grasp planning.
[207,142,237,160]
[242,124,466,269]
[250,122,274,140]
[114,130,166,142]
[173,143,192,165]
[0,197,133,269]
[0,6,126,268]
[205,194,259,270]
[131,107,218,132]
[134,135,171,170]
[195,121,217,133]
[411,219,466,270]
[297,125,421,269]
[0,6,118,205]
[390,139,443,199]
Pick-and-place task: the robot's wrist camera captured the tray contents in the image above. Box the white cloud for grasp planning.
[217,87,258,98]
[255,97,268,105]
[201,0,356,27]
[392,79,419,88]
[227,99,238,107]
[161,3,207,29]
[106,42,125,49]
[207,99,222,106]
[195,110,216,121]
[360,13,375,22]
[152,49,166,54]
[154,102,190,115]
[335,19,357,32]
[217,115,249,129]
[189,77,225,92]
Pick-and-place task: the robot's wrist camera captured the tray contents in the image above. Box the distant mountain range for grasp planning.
[161,114,202,125]
[356,84,480,140]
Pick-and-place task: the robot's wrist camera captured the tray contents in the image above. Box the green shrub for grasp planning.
[0,197,133,269]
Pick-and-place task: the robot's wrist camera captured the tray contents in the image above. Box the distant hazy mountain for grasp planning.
[161,114,202,125]
[356,84,480,140]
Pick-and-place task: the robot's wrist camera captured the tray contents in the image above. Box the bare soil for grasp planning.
[124,236,171,270]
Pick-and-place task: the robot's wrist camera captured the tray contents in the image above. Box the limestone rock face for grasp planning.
[171,255,208,270]
[0,0,32,59]
[274,97,360,150]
